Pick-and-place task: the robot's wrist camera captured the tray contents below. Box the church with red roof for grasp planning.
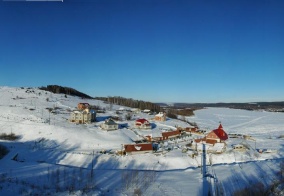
[194,123,228,147]
[206,124,228,142]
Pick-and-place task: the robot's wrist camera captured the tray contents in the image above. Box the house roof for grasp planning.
[104,118,117,125]
[212,124,228,140]
[78,103,90,105]
[162,130,181,138]
[136,118,149,124]
[155,112,165,117]
[185,127,197,131]
[124,143,153,152]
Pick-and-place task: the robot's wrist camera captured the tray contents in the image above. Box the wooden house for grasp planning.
[185,127,198,133]
[162,130,181,140]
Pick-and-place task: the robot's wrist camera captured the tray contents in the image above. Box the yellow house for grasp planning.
[70,108,96,124]
[155,112,166,121]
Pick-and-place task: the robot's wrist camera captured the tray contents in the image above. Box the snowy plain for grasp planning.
[0,86,284,195]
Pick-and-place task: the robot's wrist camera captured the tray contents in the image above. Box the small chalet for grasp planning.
[135,119,151,129]
[206,124,228,143]
[70,108,96,124]
[131,108,141,113]
[154,112,166,121]
[101,118,119,131]
[162,130,181,140]
[124,143,153,155]
[232,144,246,151]
[77,103,90,110]
[143,109,151,113]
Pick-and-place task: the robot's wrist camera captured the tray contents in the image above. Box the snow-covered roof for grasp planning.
[155,112,165,117]
[104,118,117,125]
[136,118,150,124]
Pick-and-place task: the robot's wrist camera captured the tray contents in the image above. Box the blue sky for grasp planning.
[0,0,283,103]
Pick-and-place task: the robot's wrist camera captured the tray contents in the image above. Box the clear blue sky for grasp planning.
[0,0,283,103]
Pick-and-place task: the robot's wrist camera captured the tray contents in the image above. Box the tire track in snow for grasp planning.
[227,115,268,130]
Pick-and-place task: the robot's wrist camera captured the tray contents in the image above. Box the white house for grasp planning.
[135,119,151,129]
[101,118,119,131]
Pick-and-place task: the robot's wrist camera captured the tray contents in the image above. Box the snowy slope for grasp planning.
[0,86,284,195]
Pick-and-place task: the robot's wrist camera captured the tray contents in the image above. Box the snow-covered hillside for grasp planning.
[0,86,284,195]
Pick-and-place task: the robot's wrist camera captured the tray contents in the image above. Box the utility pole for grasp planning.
[91,150,94,179]
[255,140,256,150]
[202,143,209,196]
[49,110,51,125]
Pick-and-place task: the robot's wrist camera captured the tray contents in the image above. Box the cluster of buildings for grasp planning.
[70,103,167,131]
[124,124,229,155]
[69,103,229,155]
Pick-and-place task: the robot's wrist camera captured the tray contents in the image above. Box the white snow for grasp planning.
[0,87,284,195]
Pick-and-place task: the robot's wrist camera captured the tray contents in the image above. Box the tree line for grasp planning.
[95,96,161,112]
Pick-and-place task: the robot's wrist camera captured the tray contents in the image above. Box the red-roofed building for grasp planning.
[135,119,151,129]
[206,124,228,142]
[124,143,153,155]
[194,124,228,146]
[195,138,217,146]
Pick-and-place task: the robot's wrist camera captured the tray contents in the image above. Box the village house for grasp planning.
[100,118,119,131]
[154,112,167,121]
[185,127,198,133]
[124,143,153,155]
[77,103,90,110]
[142,109,151,113]
[145,130,182,142]
[135,118,152,129]
[162,130,182,140]
[70,108,96,124]
[131,108,141,113]
[232,144,246,151]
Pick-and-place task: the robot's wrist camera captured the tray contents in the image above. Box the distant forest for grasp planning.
[39,85,93,99]
[38,85,201,116]
[95,96,161,112]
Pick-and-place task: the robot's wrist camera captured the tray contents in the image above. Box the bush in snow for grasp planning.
[0,133,20,141]
[0,144,9,159]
